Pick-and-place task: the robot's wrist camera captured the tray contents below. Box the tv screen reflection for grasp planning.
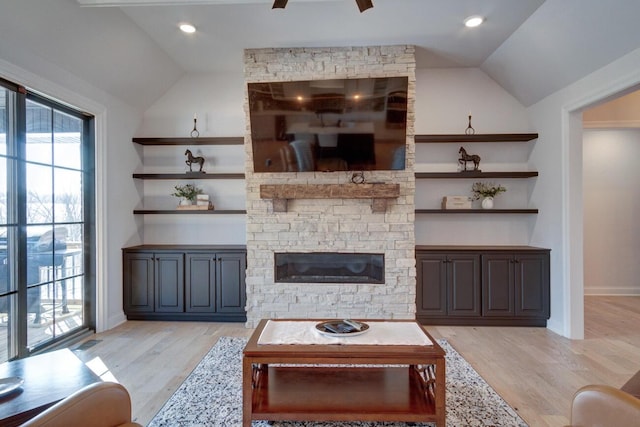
[248,77,408,172]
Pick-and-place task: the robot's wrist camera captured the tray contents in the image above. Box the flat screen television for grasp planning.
[248,76,408,172]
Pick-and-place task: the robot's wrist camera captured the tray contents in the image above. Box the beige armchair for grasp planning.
[21,382,141,427]
[569,383,640,427]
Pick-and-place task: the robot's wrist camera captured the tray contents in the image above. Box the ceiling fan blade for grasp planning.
[272,0,288,9]
[355,0,373,13]
[272,0,371,12]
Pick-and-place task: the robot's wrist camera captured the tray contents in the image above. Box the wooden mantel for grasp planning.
[260,183,400,213]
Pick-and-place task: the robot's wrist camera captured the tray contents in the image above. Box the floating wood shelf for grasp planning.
[132,137,244,146]
[415,209,538,214]
[260,183,400,213]
[415,171,538,179]
[414,133,538,143]
[133,209,247,215]
[133,173,245,179]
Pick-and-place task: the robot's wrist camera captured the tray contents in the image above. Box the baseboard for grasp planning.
[584,288,640,296]
[546,318,563,336]
[106,312,128,331]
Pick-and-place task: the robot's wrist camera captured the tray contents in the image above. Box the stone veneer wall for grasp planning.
[243,46,416,327]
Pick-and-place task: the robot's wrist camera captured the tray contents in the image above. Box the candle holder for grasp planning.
[465,115,475,135]
[190,116,200,138]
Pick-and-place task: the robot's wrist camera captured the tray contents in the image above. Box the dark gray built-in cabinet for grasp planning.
[123,245,246,322]
[416,252,481,318]
[416,246,550,326]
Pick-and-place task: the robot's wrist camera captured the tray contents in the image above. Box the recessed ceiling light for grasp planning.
[464,15,484,28]
[179,23,196,34]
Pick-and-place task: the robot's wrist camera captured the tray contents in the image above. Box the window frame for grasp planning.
[0,76,96,360]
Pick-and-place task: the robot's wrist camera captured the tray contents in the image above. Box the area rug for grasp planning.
[148,337,528,427]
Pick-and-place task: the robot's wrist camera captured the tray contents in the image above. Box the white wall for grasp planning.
[583,129,640,295]
[136,72,246,137]
[135,72,247,244]
[414,68,537,245]
[0,48,143,331]
[528,47,640,338]
[104,112,143,329]
[415,68,532,134]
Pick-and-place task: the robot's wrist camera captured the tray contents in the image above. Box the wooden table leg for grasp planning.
[242,357,253,427]
[436,357,446,426]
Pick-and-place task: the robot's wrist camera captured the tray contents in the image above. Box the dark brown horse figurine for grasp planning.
[185,149,205,172]
[458,147,481,171]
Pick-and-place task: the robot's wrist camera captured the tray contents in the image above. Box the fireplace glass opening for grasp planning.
[275,252,384,284]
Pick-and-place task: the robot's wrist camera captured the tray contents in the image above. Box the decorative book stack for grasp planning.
[197,194,213,210]
[442,196,472,209]
[176,194,214,210]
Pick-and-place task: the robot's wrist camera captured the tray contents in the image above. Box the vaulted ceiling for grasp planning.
[1,0,639,110]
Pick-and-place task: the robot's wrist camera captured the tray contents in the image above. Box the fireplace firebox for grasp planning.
[275,252,384,284]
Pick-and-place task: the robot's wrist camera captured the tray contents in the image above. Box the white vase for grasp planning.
[481,197,494,209]
[179,198,192,206]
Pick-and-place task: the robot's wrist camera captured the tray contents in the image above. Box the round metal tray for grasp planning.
[315,320,370,337]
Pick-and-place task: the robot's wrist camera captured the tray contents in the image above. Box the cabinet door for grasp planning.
[123,252,154,313]
[154,253,184,313]
[447,254,481,317]
[514,253,550,318]
[216,253,246,313]
[416,253,447,316]
[185,253,216,313]
[482,254,515,317]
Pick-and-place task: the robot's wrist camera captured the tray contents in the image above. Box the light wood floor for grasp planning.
[74,296,640,427]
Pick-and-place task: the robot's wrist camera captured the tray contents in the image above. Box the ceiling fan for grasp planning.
[272,0,373,13]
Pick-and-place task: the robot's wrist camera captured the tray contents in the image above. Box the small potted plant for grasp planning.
[172,184,203,206]
[471,182,506,209]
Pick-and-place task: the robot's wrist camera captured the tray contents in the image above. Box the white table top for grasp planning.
[257,320,433,346]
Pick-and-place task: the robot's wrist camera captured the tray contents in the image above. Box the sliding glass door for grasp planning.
[0,84,18,362]
[0,79,95,361]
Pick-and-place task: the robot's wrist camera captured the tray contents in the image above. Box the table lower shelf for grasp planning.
[250,366,436,423]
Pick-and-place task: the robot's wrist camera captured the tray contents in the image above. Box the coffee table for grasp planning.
[242,319,446,426]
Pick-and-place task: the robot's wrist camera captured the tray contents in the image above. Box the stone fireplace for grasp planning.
[243,46,416,327]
